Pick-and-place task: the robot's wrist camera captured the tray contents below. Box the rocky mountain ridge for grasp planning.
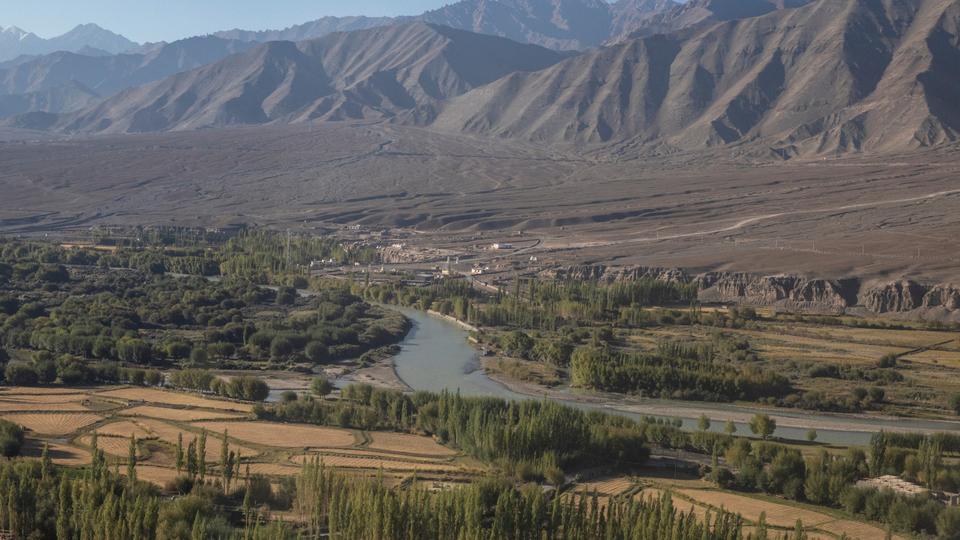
[27,23,566,133]
[213,0,680,51]
[0,36,256,118]
[0,23,136,62]
[423,0,960,156]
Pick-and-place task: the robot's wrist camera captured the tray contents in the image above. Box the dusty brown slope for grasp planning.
[0,37,256,117]
[425,0,960,156]
[44,23,566,133]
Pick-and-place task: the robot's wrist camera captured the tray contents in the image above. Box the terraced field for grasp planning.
[0,385,481,490]
[561,469,904,540]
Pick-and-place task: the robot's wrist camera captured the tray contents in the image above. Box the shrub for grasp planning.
[311,377,333,399]
[275,287,297,306]
[878,353,898,368]
[4,363,38,386]
[0,420,24,457]
[305,341,329,363]
[270,337,294,360]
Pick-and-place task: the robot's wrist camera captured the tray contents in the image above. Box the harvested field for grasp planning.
[22,439,91,466]
[94,420,154,439]
[119,405,244,422]
[292,453,463,473]
[134,418,256,460]
[638,488,705,520]
[310,447,442,463]
[244,463,303,477]
[77,435,136,458]
[192,421,356,449]
[575,476,636,497]
[0,391,103,413]
[122,466,180,487]
[675,489,898,540]
[0,393,89,404]
[901,349,960,368]
[734,329,907,365]
[95,388,253,412]
[3,413,103,435]
[0,401,91,412]
[366,432,457,457]
[0,387,97,395]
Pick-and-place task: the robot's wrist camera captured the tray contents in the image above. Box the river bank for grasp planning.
[387,307,960,446]
[482,359,958,438]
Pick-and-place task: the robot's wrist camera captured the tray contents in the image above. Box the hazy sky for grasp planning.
[2,0,454,43]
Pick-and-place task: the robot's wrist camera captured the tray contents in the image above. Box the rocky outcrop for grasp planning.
[697,273,851,314]
[862,281,960,314]
[861,280,926,313]
[547,265,960,320]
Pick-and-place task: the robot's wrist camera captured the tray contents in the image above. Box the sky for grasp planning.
[1,0,454,43]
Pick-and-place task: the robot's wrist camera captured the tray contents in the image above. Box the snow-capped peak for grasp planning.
[1,26,30,41]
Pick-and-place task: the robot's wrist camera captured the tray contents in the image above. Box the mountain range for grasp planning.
[32,23,565,133]
[0,23,136,62]
[0,37,256,118]
[213,0,681,51]
[421,0,960,156]
[3,0,960,160]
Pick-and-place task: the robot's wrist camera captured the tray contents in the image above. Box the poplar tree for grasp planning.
[175,432,184,474]
[127,434,137,484]
[198,429,207,482]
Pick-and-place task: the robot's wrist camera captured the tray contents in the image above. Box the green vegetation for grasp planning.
[167,369,270,401]
[258,385,650,479]
[709,431,960,538]
[0,238,408,389]
[569,344,791,402]
[0,418,24,457]
[296,460,747,540]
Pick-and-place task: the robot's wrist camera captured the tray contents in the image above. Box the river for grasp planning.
[389,307,960,446]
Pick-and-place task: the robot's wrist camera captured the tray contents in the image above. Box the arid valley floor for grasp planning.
[2,124,959,283]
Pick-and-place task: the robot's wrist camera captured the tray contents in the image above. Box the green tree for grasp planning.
[305,341,329,363]
[869,432,887,477]
[937,507,960,540]
[127,435,137,484]
[175,432,184,474]
[270,337,294,360]
[220,430,230,491]
[198,429,208,482]
[749,414,776,440]
[4,363,38,386]
[918,436,943,489]
[698,414,711,432]
[189,347,208,366]
[724,420,737,435]
[311,376,334,400]
[950,393,960,416]
[806,429,818,442]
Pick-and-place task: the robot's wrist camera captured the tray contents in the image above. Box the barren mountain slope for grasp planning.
[618,0,812,40]
[425,0,960,156]
[0,82,99,118]
[214,16,395,43]
[41,23,566,133]
[419,0,615,50]
[0,37,256,116]
[212,0,678,51]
